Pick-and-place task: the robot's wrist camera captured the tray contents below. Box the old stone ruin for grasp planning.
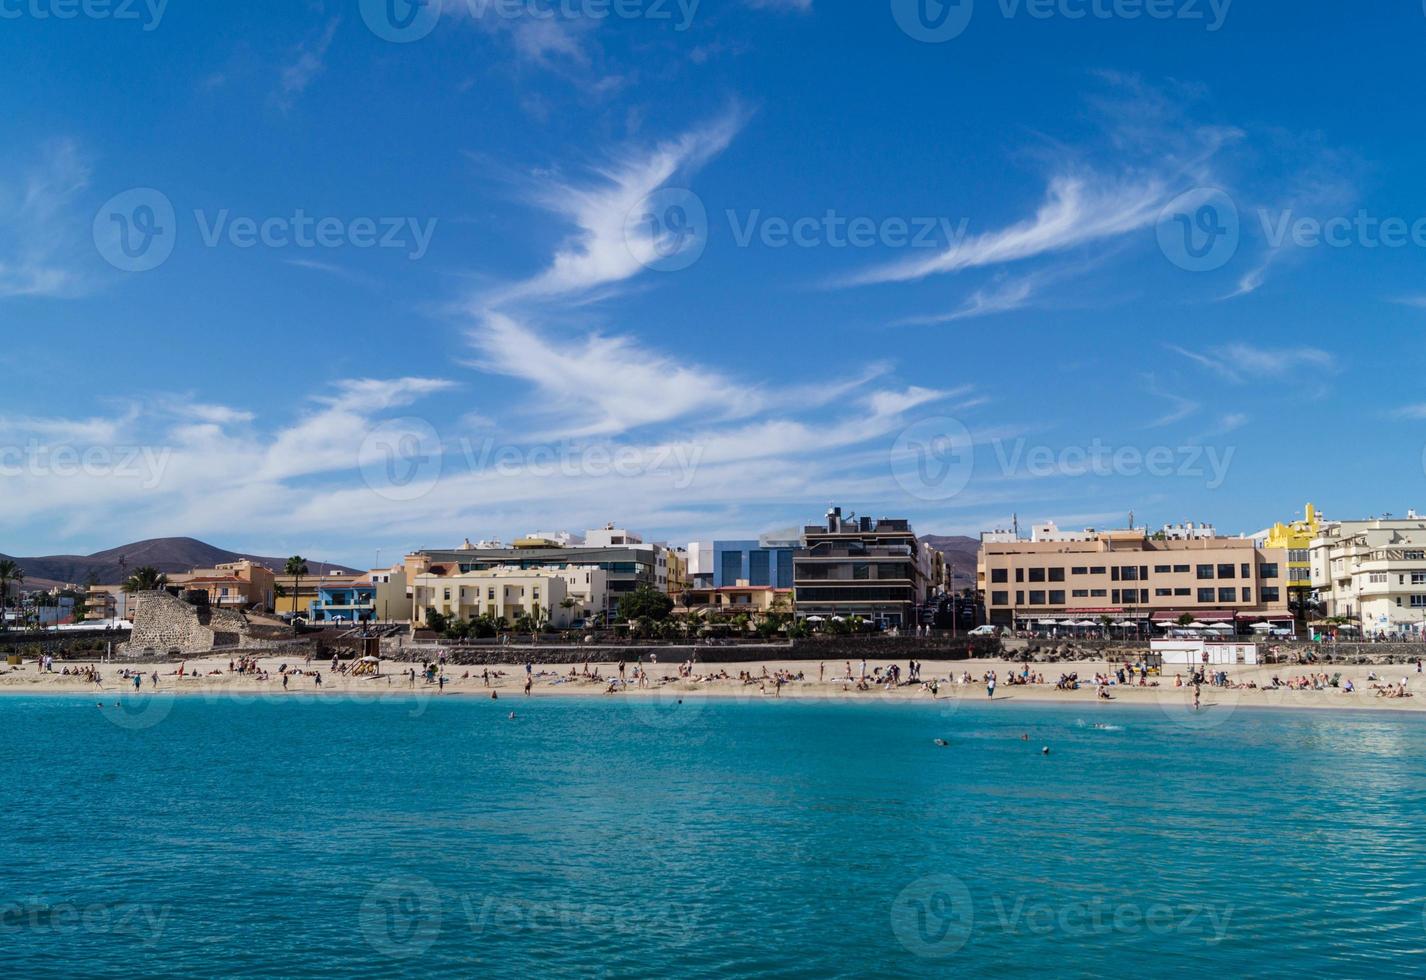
[119,590,280,657]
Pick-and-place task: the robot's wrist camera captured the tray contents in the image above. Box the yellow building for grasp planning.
[1263,503,1323,599]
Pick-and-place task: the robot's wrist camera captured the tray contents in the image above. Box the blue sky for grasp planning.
[2,0,1424,567]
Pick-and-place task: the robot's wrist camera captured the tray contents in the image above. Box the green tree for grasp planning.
[618,586,674,623]
[122,566,168,593]
[284,556,309,620]
[424,607,449,634]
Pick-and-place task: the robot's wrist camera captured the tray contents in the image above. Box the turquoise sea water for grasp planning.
[3,693,1425,977]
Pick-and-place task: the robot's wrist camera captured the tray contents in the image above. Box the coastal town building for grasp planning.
[978,529,1290,630]
[713,536,799,589]
[1261,503,1324,614]
[793,507,932,628]
[680,584,794,618]
[168,560,276,611]
[1309,511,1426,635]
[413,526,680,620]
[686,541,714,589]
[304,566,410,624]
[410,564,604,628]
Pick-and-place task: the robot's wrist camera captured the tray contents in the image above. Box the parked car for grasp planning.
[968,625,1000,637]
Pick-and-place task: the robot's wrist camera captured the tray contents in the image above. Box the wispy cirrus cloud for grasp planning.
[495,107,746,303]
[0,139,92,299]
[845,174,1170,288]
[1168,342,1336,383]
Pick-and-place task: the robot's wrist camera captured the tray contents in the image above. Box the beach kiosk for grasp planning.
[1152,639,1259,667]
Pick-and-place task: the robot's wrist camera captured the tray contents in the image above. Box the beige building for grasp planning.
[411,564,607,628]
[169,560,276,611]
[1309,512,1426,635]
[979,529,1289,629]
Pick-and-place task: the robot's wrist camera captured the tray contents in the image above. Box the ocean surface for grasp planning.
[3,692,1425,978]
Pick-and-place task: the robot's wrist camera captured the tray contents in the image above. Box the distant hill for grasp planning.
[920,535,978,589]
[0,537,358,588]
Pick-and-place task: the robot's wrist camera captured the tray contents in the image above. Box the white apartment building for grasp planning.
[1309,512,1426,635]
[412,565,608,628]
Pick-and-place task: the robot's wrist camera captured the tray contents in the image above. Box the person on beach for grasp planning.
[524,675,532,696]
[439,674,446,693]
[1193,684,1201,711]
[987,672,996,698]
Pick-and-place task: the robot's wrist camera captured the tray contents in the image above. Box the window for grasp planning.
[1198,588,1216,603]
[1407,551,1426,561]
[1072,590,1090,598]
[1413,595,1426,608]
[1369,573,1388,584]
[443,589,452,601]
[1121,566,1141,581]
[1175,588,1191,597]
[1048,568,1066,582]
[1015,569,1024,583]
[1174,565,1190,574]
[488,588,496,600]
[1071,567,1089,575]
[1111,590,1120,604]
[1242,589,1251,603]
[1049,590,1065,605]
[1260,563,1279,579]
[992,591,1008,606]
[1029,591,1046,605]
[1413,573,1426,586]
[1089,566,1107,575]
[1197,565,1215,580]
[1156,588,1173,597]
[1217,564,1236,579]
[1154,565,1172,574]
[1090,589,1108,598]
[1218,588,1237,603]
[1016,591,1024,604]
[1262,587,1281,603]
[1028,568,1046,583]
[991,569,1008,584]
[1111,567,1119,582]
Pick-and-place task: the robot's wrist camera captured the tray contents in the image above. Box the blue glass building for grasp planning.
[712,539,798,589]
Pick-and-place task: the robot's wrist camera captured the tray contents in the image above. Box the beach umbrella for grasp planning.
[805,615,825,623]
[1249,621,1273,632]
[1074,620,1099,627]
[1207,622,1234,632]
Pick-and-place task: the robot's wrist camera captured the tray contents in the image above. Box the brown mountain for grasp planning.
[0,537,358,588]
[920,534,979,589]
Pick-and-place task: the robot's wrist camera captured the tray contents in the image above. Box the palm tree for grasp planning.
[285,556,309,621]
[122,566,168,593]
[0,559,22,633]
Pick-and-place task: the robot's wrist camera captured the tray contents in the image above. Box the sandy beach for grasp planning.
[2,653,1422,714]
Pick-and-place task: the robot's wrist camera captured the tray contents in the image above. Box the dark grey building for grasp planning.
[793,507,930,628]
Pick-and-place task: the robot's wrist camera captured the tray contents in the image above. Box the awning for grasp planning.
[1235,612,1293,622]
[1150,609,1234,622]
